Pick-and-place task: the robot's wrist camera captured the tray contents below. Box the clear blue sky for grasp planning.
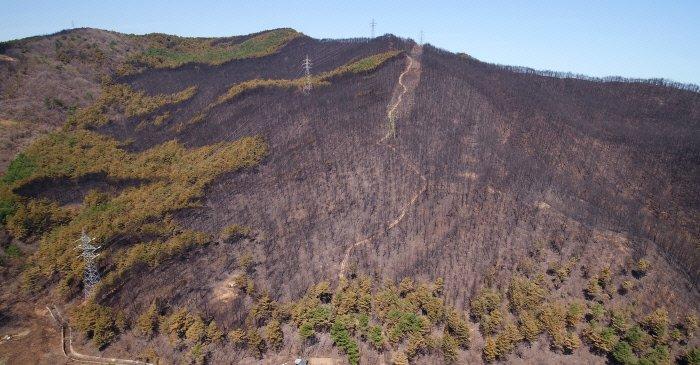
[2,0,698,84]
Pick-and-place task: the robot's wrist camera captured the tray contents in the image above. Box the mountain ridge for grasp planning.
[0,27,698,364]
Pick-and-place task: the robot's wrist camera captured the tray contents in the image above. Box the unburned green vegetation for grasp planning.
[322,50,402,77]
[0,128,267,299]
[72,301,125,349]
[215,50,401,106]
[67,81,197,128]
[185,50,403,127]
[467,256,698,364]
[120,28,300,73]
[133,276,467,364]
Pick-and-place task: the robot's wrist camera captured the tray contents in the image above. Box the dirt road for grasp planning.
[339,44,426,280]
[47,306,151,365]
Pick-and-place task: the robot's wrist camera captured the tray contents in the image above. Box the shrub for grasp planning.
[483,336,498,362]
[251,293,275,325]
[441,332,459,363]
[386,310,425,344]
[480,308,503,335]
[471,288,502,334]
[494,322,522,358]
[71,302,119,349]
[566,301,586,327]
[562,331,581,353]
[612,341,638,365]
[445,310,470,348]
[585,277,603,300]
[405,334,427,359]
[590,302,606,322]
[620,280,634,294]
[583,324,618,353]
[238,251,254,272]
[538,303,569,349]
[508,276,547,313]
[641,345,670,365]
[684,314,698,338]
[227,329,245,347]
[518,310,542,342]
[643,308,669,343]
[331,319,360,365]
[625,325,653,355]
[6,199,69,239]
[264,319,283,349]
[2,153,35,185]
[220,224,251,241]
[0,187,18,223]
[611,308,632,334]
[189,342,205,365]
[83,190,109,207]
[368,325,383,350]
[634,259,651,278]
[4,244,21,258]
[136,301,159,337]
[206,321,223,343]
[185,316,206,343]
[683,347,700,365]
[245,326,265,358]
[299,321,314,341]
[391,350,409,365]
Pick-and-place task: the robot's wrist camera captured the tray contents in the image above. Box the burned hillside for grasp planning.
[0,28,698,364]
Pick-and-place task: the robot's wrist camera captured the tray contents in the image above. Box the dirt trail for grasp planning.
[339,45,425,280]
[47,306,151,365]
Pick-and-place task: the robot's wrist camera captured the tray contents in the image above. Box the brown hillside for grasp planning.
[0,28,698,364]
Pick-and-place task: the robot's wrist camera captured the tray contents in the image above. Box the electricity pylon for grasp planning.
[76,229,100,298]
[302,55,312,94]
[370,18,377,38]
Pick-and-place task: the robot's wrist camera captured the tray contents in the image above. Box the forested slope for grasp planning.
[0,28,698,364]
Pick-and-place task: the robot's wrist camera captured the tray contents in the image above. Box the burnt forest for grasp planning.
[0,27,698,365]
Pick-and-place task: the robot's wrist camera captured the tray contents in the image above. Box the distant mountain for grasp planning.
[0,28,698,365]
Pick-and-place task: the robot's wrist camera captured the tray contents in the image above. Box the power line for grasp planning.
[302,54,313,94]
[370,18,377,38]
[75,229,100,299]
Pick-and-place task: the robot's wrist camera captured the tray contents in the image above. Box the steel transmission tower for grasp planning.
[302,55,313,94]
[370,18,377,38]
[420,30,424,45]
[76,229,100,298]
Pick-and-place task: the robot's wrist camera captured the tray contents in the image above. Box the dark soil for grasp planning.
[14,172,148,206]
